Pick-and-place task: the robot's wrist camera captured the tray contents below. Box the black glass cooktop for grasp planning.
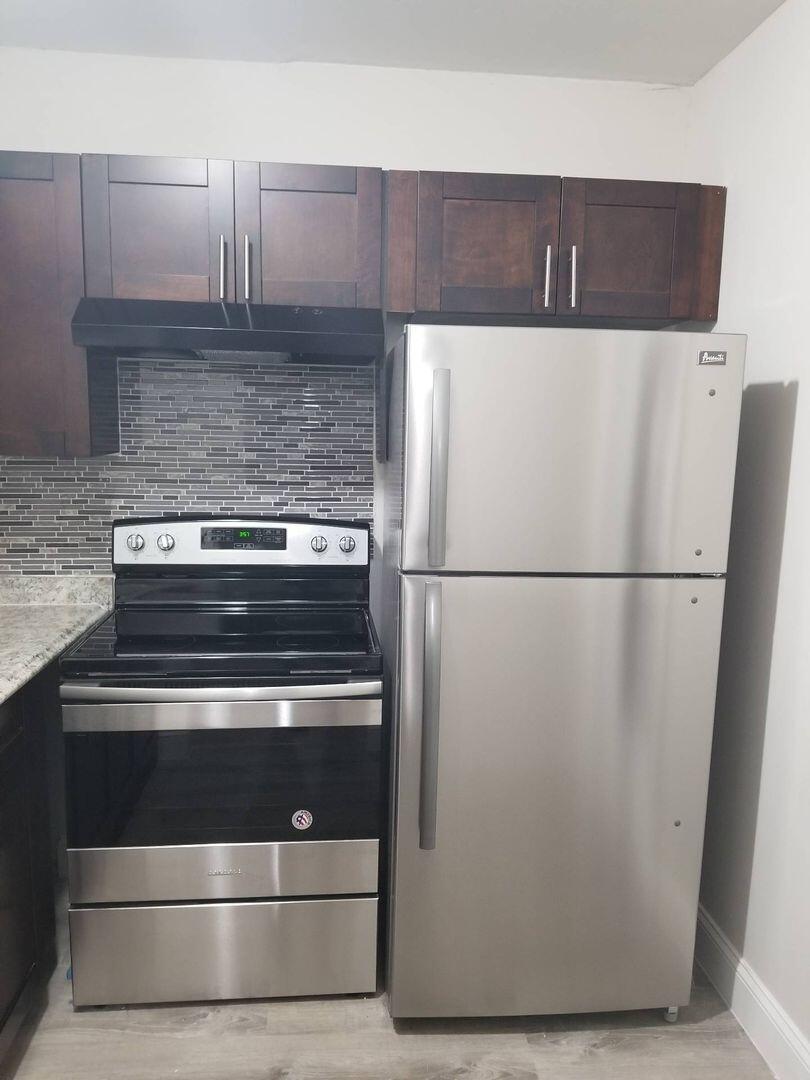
[61,607,382,680]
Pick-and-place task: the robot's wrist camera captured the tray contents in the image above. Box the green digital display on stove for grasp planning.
[201,526,286,550]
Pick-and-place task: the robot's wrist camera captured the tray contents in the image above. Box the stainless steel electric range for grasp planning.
[59,515,383,1008]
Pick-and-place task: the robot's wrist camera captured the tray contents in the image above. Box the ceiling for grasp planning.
[0,0,786,86]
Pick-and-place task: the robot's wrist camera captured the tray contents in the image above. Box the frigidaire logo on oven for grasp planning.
[208,868,242,876]
[698,349,727,365]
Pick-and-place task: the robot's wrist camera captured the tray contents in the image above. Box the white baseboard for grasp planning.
[695,904,810,1080]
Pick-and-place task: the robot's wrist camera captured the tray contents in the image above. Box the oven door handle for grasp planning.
[59,680,382,703]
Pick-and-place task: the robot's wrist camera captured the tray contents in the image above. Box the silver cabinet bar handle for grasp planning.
[427,368,451,568]
[60,680,382,703]
[219,234,226,300]
[570,244,577,308]
[544,243,552,308]
[419,581,443,850]
[244,234,250,301]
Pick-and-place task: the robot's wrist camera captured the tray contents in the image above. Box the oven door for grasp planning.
[61,680,382,904]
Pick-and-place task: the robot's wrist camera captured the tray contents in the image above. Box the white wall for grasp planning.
[688,0,810,1062]
[0,46,690,178]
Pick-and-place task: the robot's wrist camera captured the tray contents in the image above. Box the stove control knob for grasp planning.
[126,533,145,552]
[311,535,328,554]
[339,536,356,553]
[156,533,175,553]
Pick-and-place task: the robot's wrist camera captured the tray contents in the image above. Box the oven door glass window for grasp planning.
[65,727,382,848]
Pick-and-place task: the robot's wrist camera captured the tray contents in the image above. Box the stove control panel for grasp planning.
[201,526,286,551]
[113,518,369,568]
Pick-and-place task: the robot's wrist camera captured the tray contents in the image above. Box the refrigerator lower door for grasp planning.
[388,573,725,1018]
[400,325,744,575]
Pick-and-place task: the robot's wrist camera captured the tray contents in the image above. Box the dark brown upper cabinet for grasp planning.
[234,162,382,308]
[387,171,725,322]
[81,155,236,302]
[558,178,725,320]
[0,152,92,456]
[386,171,561,315]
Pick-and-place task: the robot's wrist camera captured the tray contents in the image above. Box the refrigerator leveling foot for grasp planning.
[664,1006,679,1023]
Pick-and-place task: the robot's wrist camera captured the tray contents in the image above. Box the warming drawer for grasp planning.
[69,897,378,1006]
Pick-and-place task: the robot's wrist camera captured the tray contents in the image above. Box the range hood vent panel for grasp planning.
[71,298,384,362]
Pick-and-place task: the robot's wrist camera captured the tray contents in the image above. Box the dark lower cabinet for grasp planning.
[234,161,382,307]
[0,726,36,1028]
[0,152,96,457]
[82,154,236,302]
[0,669,58,1069]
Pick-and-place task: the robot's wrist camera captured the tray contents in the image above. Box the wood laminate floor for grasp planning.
[4,918,773,1080]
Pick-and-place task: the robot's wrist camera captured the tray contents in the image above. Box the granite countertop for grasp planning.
[0,576,112,705]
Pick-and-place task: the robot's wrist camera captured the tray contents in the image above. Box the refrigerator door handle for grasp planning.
[570,244,578,308]
[419,580,443,850]
[427,368,451,567]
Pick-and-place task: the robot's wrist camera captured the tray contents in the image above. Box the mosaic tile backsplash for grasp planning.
[0,357,374,574]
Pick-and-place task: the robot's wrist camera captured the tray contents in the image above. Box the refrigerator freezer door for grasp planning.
[388,573,725,1017]
[400,325,744,573]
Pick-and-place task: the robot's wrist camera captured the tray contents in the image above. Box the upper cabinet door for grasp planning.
[0,152,91,456]
[234,162,382,308]
[81,155,236,302]
[405,171,561,314]
[558,178,706,319]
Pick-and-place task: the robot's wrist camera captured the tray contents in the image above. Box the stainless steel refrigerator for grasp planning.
[377,324,745,1019]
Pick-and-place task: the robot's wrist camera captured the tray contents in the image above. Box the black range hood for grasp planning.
[71,297,384,362]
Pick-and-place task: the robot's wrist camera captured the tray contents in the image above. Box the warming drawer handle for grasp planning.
[419,581,442,851]
[427,368,451,568]
[59,680,382,703]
